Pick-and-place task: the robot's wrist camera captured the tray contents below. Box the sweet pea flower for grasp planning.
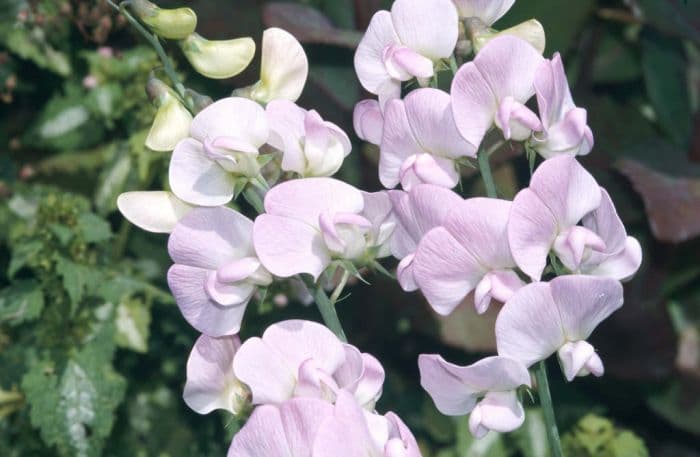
[381,88,476,191]
[451,35,544,150]
[253,178,391,280]
[453,0,514,23]
[354,0,459,104]
[117,190,193,233]
[232,320,385,408]
[413,198,525,316]
[531,53,593,159]
[419,354,531,438]
[313,390,422,457]
[389,184,463,291]
[235,28,308,104]
[169,97,268,206]
[353,99,384,146]
[266,100,351,177]
[508,156,642,281]
[228,397,333,457]
[495,275,623,380]
[361,190,397,259]
[167,207,272,337]
[183,334,249,415]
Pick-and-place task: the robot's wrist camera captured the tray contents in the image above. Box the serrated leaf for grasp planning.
[94,145,132,215]
[49,223,74,246]
[0,280,44,326]
[76,213,112,244]
[55,257,101,309]
[115,300,150,353]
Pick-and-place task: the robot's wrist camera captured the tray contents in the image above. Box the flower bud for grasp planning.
[180,33,255,79]
[473,19,546,54]
[130,0,197,40]
[145,78,192,151]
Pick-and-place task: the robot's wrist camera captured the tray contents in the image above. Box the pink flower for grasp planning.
[253,178,392,280]
[169,97,268,206]
[451,36,544,150]
[354,0,459,104]
[532,54,593,158]
[183,334,249,415]
[412,198,525,316]
[167,207,272,337]
[452,0,514,23]
[228,391,422,457]
[232,320,384,408]
[381,88,475,190]
[266,100,352,177]
[419,354,531,438]
[388,185,463,291]
[495,275,623,380]
[354,99,384,146]
[508,156,642,281]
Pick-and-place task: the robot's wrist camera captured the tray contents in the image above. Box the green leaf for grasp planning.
[55,257,101,309]
[8,240,43,278]
[648,381,700,436]
[3,26,71,76]
[641,30,692,147]
[76,213,112,244]
[512,408,549,457]
[115,300,151,353]
[0,280,44,326]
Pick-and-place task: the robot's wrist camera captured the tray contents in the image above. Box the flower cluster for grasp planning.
[117,0,642,453]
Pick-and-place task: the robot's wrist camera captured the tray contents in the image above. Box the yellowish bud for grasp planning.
[473,19,546,55]
[180,33,255,80]
[145,78,192,151]
[130,0,197,40]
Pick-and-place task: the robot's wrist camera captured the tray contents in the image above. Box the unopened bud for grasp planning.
[473,19,546,54]
[184,88,213,114]
[180,33,255,80]
[130,0,197,40]
[145,77,192,151]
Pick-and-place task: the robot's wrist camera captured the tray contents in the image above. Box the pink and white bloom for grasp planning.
[169,97,268,206]
[167,207,272,337]
[253,178,392,280]
[361,190,397,259]
[495,275,623,381]
[389,185,463,291]
[451,36,544,150]
[531,54,593,159]
[266,100,352,177]
[508,156,642,281]
[354,99,384,146]
[381,88,475,190]
[419,354,531,438]
[413,198,525,316]
[228,397,333,457]
[453,0,514,23]
[233,320,385,409]
[354,0,459,104]
[183,334,249,415]
[313,390,422,457]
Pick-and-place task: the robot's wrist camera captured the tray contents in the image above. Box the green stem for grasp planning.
[309,281,347,342]
[533,361,564,457]
[242,187,264,214]
[105,0,191,110]
[477,147,498,198]
[329,269,350,304]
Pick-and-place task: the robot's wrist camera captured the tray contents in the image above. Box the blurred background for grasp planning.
[0,0,699,455]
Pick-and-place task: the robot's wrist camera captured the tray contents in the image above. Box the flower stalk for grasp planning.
[533,360,564,457]
[477,147,498,198]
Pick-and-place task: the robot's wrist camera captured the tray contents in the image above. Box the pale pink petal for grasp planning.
[588,236,642,281]
[263,178,364,227]
[552,225,607,272]
[507,188,558,281]
[403,88,476,159]
[582,188,627,256]
[354,11,401,95]
[168,206,254,270]
[353,99,384,145]
[169,138,236,206]
[471,390,525,434]
[474,269,525,314]
[384,45,434,79]
[396,254,418,291]
[534,54,575,129]
[495,96,542,141]
[537,108,591,158]
[453,0,515,24]
[262,320,347,376]
[168,265,250,337]
[266,99,307,173]
[190,97,268,148]
[233,337,297,404]
[354,353,385,407]
[312,390,379,457]
[379,99,424,188]
[385,412,422,457]
[557,340,603,382]
[495,282,565,367]
[228,398,333,457]
[391,0,459,59]
[548,275,624,342]
[450,63,496,148]
[184,335,241,414]
[413,226,485,315]
[401,153,460,190]
[117,191,193,234]
[528,155,601,227]
[253,214,330,280]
